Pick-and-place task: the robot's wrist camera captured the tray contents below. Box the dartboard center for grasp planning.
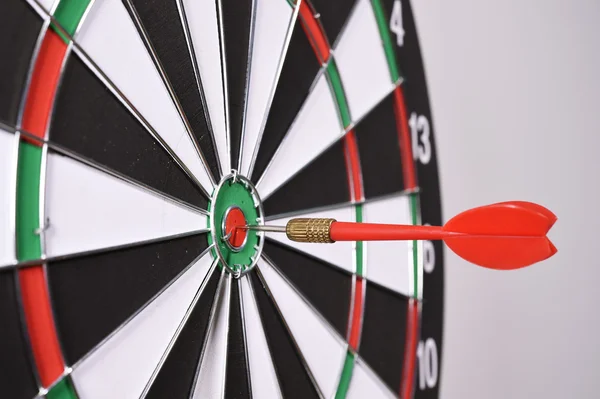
[208,173,264,276]
[224,206,248,249]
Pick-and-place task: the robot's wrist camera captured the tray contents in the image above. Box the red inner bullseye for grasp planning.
[224,207,247,249]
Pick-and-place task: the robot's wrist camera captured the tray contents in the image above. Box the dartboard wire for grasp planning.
[370,1,426,396]
[260,252,360,397]
[233,277,252,398]
[233,0,257,173]
[343,131,367,354]
[323,17,368,385]
[1,129,210,272]
[122,0,216,190]
[11,1,205,395]
[189,268,230,399]
[55,37,212,200]
[15,126,208,214]
[261,3,419,394]
[215,0,231,179]
[260,239,418,305]
[36,244,216,394]
[39,261,71,393]
[3,227,210,272]
[16,1,52,131]
[353,355,399,399]
[243,0,300,178]
[252,54,328,187]
[12,248,43,395]
[242,270,284,397]
[26,1,214,201]
[139,258,219,398]
[38,35,76,257]
[401,299,420,399]
[1,123,210,219]
[69,46,212,198]
[264,187,418,222]
[326,0,360,51]
[259,251,415,399]
[370,0,401,83]
[253,256,326,399]
[298,0,330,64]
[13,11,74,392]
[175,0,224,178]
[255,77,402,203]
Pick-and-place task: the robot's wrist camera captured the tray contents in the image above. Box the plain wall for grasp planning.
[411,0,600,397]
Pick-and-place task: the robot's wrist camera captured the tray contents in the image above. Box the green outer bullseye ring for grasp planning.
[208,174,264,275]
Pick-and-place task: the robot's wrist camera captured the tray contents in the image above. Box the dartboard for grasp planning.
[1,0,444,398]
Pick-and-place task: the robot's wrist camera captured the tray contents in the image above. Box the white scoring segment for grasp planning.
[257,258,346,398]
[74,0,214,194]
[240,276,283,398]
[257,73,342,200]
[346,358,397,399]
[266,205,355,274]
[239,0,297,176]
[333,0,396,123]
[363,194,416,297]
[191,273,230,399]
[0,129,16,267]
[181,0,230,174]
[71,251,214,399]
[44,152,207,259]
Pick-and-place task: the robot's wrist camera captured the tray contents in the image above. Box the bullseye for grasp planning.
[223,206,248,250]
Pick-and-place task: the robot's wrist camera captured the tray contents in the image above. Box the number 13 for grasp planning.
[409,112,431,164]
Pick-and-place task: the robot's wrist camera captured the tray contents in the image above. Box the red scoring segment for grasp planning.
[224,207,248,249]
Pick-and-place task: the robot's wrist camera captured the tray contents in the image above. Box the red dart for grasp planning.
[246,201,557,270]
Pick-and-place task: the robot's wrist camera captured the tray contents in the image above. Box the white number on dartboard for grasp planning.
[423,240,435,273]
[417,338,438,390]
[409,112,431,164]
[390,0,405,47]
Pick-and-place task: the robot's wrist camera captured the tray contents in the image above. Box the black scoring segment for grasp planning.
[0,0,42,126]
[359,282,408,394]
[130,0,221,181]
[250,270,319,398]
[47,234,209,364]
[251,23,322,183]
[354,92,406,199]
[225,279,251,398]
[263,241,351,338]
[50,54,208,209]
[220,0,253,170]
[0,271,37,399]
[145,268,221,399]
[308,0,356,46]
[263,139,349,217]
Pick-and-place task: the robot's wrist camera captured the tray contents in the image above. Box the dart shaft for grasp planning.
[275,218,447,243]
[331,221,445,241]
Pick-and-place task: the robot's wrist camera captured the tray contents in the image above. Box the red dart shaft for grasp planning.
[329,221,449,241]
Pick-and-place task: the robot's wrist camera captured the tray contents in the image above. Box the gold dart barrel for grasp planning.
[286,218,336,243]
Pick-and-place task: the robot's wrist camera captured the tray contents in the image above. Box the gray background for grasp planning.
[411,0,600,397]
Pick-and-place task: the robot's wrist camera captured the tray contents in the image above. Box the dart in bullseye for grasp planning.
[241,201,557,270]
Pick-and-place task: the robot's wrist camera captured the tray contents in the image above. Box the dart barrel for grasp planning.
[286,218,336,243]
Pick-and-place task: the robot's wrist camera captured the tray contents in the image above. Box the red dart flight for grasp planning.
[248,201,557,271]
